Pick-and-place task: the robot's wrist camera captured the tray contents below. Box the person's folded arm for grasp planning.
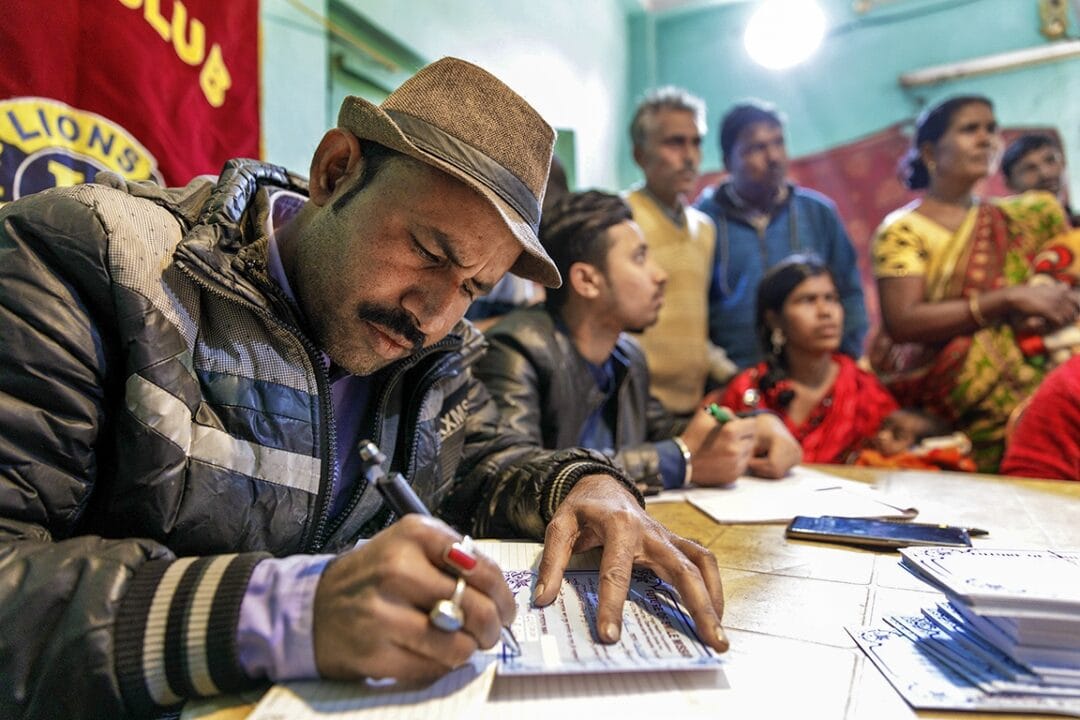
[879,275,1080,344]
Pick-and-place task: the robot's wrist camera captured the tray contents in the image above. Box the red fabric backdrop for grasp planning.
[693,124,1058,341]
[0,0,260,201]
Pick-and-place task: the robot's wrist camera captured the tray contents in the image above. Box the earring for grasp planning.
[927,159,937,174]
[770,327,786,356]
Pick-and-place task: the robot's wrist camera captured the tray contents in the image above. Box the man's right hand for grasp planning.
[678,407,756,486]
[312,514,515,682]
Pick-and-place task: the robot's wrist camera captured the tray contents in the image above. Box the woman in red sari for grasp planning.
[721,255,898,463]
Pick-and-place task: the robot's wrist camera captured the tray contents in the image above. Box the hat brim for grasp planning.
[339,97,561,288]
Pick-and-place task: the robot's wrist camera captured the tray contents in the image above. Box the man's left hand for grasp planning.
[747,413,802,478]
[531,475,728,652]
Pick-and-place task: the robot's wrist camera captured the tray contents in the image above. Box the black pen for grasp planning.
[929,523,988,537]
[358,440,522,657]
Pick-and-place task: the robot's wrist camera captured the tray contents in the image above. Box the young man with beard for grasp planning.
[1002,133,1080,225]
[475,191,802,495]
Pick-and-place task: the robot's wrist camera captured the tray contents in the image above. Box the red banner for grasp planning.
[0,0,260,201]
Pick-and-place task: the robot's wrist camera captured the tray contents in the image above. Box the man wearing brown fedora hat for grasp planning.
[0,57,727,718]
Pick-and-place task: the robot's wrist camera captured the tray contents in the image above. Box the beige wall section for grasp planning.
[260,0,629,190]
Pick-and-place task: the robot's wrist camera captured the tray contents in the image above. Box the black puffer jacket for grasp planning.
[0,161,631,719]
[474,306,686,492]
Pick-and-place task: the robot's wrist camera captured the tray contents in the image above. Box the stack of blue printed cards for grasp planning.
[848,547,1080,715]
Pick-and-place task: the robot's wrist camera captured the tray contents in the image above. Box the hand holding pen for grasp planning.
[359,440,522,657]
[706,403,736,424]
[674,404,758,486]
[310,509,518,682]
[705,402,802,479]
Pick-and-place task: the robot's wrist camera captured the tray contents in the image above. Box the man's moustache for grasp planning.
[358,303,425,351]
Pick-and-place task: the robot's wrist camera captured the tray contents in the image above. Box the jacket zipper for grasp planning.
[180,250,478,549]
[401,353,456,482]
[176,258,338,553]
[320,335,458,542]
[394,334,486,529]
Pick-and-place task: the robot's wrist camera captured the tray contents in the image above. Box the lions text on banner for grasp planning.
[0,0,260,200]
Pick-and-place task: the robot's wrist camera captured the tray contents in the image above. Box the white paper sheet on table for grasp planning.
[244,541,722,720]
[649,465,917,523]
[246,656,498,720]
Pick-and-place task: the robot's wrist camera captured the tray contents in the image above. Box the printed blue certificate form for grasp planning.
[490,549,720,674]
[240,541,722,720]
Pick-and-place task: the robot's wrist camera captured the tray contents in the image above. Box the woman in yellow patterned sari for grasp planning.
[872,95,1080,471]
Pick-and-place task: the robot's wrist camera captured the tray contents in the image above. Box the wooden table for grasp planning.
[647,466,1080,719]
[184,466,1080,720]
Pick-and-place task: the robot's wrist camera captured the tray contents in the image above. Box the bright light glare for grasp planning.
[744,0,826,70]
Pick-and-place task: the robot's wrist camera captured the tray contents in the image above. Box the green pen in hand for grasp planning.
[707,403,735,425]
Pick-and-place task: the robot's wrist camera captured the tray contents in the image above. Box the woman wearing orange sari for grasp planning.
[872,95,1080,471]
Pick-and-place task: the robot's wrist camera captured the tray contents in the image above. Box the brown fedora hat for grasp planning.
[337,57,560,287]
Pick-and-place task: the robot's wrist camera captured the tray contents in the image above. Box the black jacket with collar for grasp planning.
[0,160,630,719]
[474,305,686,492]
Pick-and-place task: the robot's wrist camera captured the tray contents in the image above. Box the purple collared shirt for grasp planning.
[235,191,369,681]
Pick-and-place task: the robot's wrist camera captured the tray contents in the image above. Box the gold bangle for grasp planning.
[968,292,988,328]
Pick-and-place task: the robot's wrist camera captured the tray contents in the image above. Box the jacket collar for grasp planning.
[546,305,634,386]
[713,180,794,225]
[170,160,307,305]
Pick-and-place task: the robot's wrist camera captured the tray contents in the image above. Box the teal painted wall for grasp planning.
[260,1,1080,198]
[623,0,1080,198]
[259,0,629,189]
[261,0,329,176]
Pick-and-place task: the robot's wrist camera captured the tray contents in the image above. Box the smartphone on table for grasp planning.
[785,515,973,550]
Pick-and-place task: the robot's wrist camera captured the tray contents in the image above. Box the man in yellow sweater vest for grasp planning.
[625,88,736,417]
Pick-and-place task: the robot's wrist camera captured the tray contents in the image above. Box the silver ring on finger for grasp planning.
[429,576,467,632]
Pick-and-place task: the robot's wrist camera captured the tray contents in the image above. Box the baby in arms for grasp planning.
[851,409,976,473]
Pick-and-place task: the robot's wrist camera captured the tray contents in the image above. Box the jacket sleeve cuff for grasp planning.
[114,552,269,716]
[656,439,689,490]
[542,460,646,523]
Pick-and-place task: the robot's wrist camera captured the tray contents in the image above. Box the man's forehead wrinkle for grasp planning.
[424,223,512,294]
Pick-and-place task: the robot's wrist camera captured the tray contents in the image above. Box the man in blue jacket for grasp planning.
[694,100,868,369]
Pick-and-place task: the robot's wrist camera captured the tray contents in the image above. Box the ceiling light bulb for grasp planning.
[744,0,827,70]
